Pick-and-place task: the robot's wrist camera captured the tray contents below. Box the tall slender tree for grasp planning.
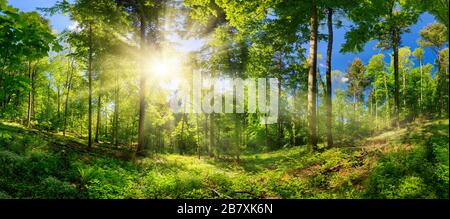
[116,0,167,155]
[412,48,425,112]
[307,0,318,149]
[342,0,420,127]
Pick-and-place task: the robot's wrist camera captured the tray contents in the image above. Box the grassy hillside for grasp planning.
[0,119,448,199]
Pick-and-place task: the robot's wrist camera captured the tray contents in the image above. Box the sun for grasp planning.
[152,61,170,76]
[148,54,182,79]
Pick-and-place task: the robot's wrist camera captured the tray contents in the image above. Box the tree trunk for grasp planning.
[265,122,268,147]
[419,58,423,113]
[235,114,241,162]
[437,61,443,118]
[196,113,201,159]
[291,120,296,146]
[375,100,378,129]
[277,76,282,148]
[105,112,108,140]
[137,13,147,154]
[27,60,32,128]
[446,66,449,117]
[95,93,101,143]
[307,0,318,150]
[31,66,36,122]
[325,8,333,147]
[265,78,269,148]
[205,113,210,156]
[113,78,119,147]
[208,81,215,157]
[209,112,214,157]
[88,22,93,148]
[63,60,74,137]
[384,73,390,124]
[180,115,185,155]
[57,88,61,126]
[393,31,400,128]
[403,68,406,109]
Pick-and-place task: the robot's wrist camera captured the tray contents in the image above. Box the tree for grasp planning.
[367,54,391,127]
[63,56,77,136]
[20,13,59,127]
[48,0,128,147]
[396,47,413,111]
[307,0,319,149]
[342,0,420,127]
[325,7,333,147]
[346,58,366,113]
[322,0,359,149]
[116,0,168,155]
[419,23,449,117]
[406,0,449,37]
[412,47,424,112]
[438,48,449,116]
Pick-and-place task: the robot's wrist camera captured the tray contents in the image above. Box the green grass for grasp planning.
[0,119,448,199]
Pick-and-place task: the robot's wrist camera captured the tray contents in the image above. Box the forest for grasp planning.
[0,0,448,199]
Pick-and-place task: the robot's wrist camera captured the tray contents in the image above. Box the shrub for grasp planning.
[396,176,430,199]
[35,176,79,199]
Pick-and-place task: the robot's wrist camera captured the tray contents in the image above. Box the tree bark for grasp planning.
[384,73,390,124]
[137,13,147,154]
[235,114,241,162]
[95,93,101,143]
[375,99,378,129]
[419,58,423,113]
[291,120,296,146]
[57,88,61,125]
[325,8,333,147]
[265,122,268,147]
[196,113,201,159]
[113,75,119,147]
[27,60,32,128]
[205,113,210,156]
[307,0,318,150]
[88,22,93,148]
[31,65,36,122]
[63,60,74,136]
[209,112,214,157]
[437,61,443,118]
[393,29,400,128]
[277,76,283,147]
[403,67,406,109]
[180,103,187,154]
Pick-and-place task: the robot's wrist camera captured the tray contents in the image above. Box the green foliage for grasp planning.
[365,120,449,199]
[1,119,448,199]
[36,176,78,199]
[0,0,449,200]
[365,148,434,198]
[418,23,448,51]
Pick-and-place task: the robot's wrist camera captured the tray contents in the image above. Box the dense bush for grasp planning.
[365,133,448,199]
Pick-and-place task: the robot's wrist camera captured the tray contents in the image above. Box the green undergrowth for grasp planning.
[0,120,448,199]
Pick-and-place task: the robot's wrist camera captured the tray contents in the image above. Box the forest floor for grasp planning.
[0,119,448,199]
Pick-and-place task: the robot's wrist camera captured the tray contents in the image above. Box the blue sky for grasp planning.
[316,12,437,72]
[9,0,72,33]
[8,0,440,87]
